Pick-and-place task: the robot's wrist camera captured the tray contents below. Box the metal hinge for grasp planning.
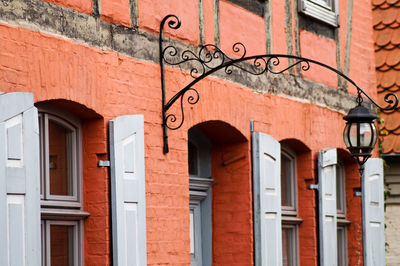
[250,120,254,133]
[355,191,362,197]
[308,184,319,190]
[98,160,110,167]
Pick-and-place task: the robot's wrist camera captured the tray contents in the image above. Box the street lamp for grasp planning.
[343,104,378,167]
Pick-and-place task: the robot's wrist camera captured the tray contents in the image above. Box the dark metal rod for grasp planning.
[160,15,181,153]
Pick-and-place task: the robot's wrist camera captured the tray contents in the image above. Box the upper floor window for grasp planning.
[38,104,88,266]
[298,0,339,27]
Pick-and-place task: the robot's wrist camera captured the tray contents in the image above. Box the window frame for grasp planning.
[40,113,79,203]
[37,104,88,266]
[282,224,299,266]
[298,0,339,27]
[337,225,348,266]
[280,145,301,266]
[336,161,346,217]
[281,147,298,215]
[41,220,83,266]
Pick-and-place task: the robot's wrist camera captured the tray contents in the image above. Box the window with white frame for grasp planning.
[298,0,339,27]
[188,128,213,266]
[38,105,89,266]
[281,146,301,266]
[336,161,349,266]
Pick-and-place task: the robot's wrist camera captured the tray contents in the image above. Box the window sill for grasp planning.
[337,218,351,226]
[282,216,303,225]
[41,208,90,220]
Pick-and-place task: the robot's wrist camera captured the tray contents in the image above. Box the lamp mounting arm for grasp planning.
[159,14,398,153]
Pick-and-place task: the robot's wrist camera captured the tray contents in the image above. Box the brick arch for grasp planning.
[36,99,110,265]
[192,120,248,144]
[191,120,252,265]
[36,99,103,120]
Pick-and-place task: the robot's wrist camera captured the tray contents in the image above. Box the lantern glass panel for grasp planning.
[343,124,350,148]
[359,122,373,147]
[349,123,358,147]
[371,123,377,147]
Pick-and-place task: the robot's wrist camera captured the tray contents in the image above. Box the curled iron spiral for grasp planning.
[165,88,199,130]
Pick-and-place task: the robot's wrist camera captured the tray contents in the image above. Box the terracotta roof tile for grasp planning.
[376,28,393,46]
[373,0,386,7]
[374,0,400,154]
[393,29,400,44]
[380,69,397,87]
[373,0,400,10]
[381,112,400,131]
[375,49,388,67]
[383,8,398,25]
[377,83,400,93]
[378,65,392,71]
[380,134,398,154]
[387,49,400,66]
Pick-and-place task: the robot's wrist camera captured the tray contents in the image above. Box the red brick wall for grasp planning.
[0,0,377,264]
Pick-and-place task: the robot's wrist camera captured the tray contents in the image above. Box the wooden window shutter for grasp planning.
[252,132,282,266]
[109,115,146,266]
[362,158,385,266]
[0,92,41,266]
[318,148,338,266]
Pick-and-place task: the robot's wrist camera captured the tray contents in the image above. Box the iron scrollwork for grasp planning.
[160,14,398,153]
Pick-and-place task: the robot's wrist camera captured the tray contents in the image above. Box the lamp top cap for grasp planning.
[343,105,377,122]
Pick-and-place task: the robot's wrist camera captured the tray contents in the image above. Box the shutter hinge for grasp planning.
[355,191,362,197]
[98,160,110,167]
[308,184,319,190]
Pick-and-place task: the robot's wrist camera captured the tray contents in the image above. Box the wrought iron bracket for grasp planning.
[160,14,398,154]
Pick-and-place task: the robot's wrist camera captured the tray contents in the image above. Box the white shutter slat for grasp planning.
[362,158,385,266]
[318,148,337,266]
[252,132,282,266]
[0,92,41,266]
[110,115,146,266]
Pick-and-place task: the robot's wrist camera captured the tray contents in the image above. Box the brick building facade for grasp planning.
[0,0,385,265]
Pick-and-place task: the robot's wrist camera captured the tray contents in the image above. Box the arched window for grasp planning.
[38,104,89,266]
[281,145,300,266]
[188,128,212,266]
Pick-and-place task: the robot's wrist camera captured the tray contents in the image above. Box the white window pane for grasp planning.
[190,209,195,255]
